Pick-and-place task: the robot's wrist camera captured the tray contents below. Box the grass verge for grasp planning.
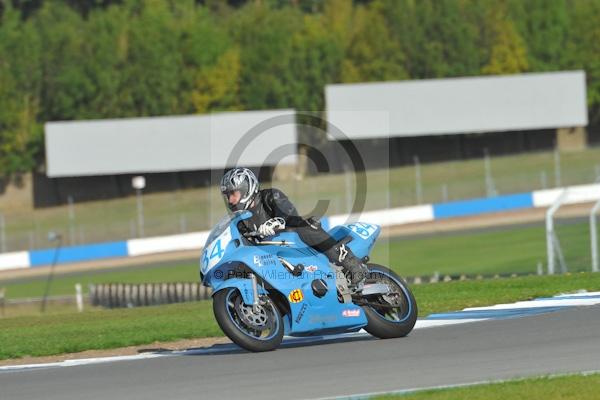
[376,372,600,400]
[2,272,600,361]
[1,219,591,300]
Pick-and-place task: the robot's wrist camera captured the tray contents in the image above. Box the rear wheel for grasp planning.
[361,264,417,339]
[213,288,283,352]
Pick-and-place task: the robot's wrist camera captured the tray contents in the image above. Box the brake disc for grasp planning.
[234,296,270,330]
[382,292,402,307]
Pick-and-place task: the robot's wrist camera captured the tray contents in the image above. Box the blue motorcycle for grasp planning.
[200,210,417,352]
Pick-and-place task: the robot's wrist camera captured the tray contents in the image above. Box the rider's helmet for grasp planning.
[220,167,259,212]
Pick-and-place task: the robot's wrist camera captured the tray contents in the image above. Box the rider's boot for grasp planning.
[325,243,369,287]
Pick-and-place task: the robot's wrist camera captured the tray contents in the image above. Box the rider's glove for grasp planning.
[258,217,286,237]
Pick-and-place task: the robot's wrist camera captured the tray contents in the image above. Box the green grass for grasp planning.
[2,272,600,360]
[0,301,220,360]
[411,272,600,314]
[376,373,600,400]
[1,219,592,300]
[373,220,592,277]
[2,146,600,252]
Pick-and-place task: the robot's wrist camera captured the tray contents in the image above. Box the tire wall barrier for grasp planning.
[89,283,212,308]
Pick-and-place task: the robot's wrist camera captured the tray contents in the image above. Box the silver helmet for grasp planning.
[220,167,259,211]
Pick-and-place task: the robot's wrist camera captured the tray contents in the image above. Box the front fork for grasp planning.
[249,272,261,312]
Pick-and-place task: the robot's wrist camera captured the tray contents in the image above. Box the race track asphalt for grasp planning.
[2,305,600,400]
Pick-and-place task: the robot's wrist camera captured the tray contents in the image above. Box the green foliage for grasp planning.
[0,3,43,175]
[0,0,599,177]
[381,0,481,78]
[191,47,241,113]
[508,0,569,72]
[481,1,529,75]
[564,0,600,124]
[341,3,408,83]
[229,3,303,109]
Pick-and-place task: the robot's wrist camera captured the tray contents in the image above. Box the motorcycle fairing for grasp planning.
[201,212,370,336]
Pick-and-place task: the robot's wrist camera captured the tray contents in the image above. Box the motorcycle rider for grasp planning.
[220,167,368,286]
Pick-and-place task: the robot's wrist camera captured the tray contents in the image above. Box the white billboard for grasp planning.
[326,71,587,140]
[45,110,297,177]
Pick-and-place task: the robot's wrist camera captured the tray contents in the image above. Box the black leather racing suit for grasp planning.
[238,188,366,283]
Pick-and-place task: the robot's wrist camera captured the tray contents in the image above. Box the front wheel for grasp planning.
[361,264,418,339]
[213,288,284,352]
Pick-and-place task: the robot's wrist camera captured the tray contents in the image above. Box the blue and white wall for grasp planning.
[1,183,599,272]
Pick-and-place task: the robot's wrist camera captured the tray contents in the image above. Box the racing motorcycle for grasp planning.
[200,210,417,352]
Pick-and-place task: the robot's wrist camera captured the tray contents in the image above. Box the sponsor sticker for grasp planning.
[305,265,318,272]
[348,222,378,239]
[288,289,304,303]
[342,309,361,317]
[253,254,276,267]
[295,304,308,324]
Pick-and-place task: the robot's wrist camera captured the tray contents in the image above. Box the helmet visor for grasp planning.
[222,190,244,212]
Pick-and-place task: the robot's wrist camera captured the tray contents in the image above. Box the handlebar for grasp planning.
[242,231,295,246]
[243,231,263,239]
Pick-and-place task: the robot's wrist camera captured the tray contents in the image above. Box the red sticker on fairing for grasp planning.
[342,309,361,317]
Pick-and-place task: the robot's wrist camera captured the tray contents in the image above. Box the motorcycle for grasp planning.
[200,210,417,352]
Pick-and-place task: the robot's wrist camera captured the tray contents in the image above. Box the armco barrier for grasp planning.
[432,192,533,219]
[29,241,128,267]
[0,183,599,272]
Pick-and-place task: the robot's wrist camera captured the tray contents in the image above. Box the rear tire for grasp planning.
[361,264,417,339]
[213,288,284,352]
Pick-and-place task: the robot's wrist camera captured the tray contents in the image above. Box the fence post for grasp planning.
[484,148,497,197]
[540,171,547,190]
[180,214,187,233]
[554,147,561,187]
[0,287,5,317]
[344,169,352,213]
[414,156,422,204]
[590,199,600,273]
[441,184,448,203]
[68,195,76,245]
[0,213,6,253]
[546,190,568,274]
[75,283,84,312]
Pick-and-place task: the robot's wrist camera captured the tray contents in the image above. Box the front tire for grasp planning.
[361,264,418,339]
[213,288,284,352]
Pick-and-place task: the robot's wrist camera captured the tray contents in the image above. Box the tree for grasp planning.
[191,48,241,113]
[177,0,233,114]
[564,0,600,124]
[286,14,343,111]
[117,0,184,116]
[0,3,43,176]
[508,0,569,72]
[481,2,529,75]
[381,0,480,79]
[228,3,303,109]
[340,3,408,83]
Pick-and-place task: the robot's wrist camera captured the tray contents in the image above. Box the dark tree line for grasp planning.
[1,0,599,178]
